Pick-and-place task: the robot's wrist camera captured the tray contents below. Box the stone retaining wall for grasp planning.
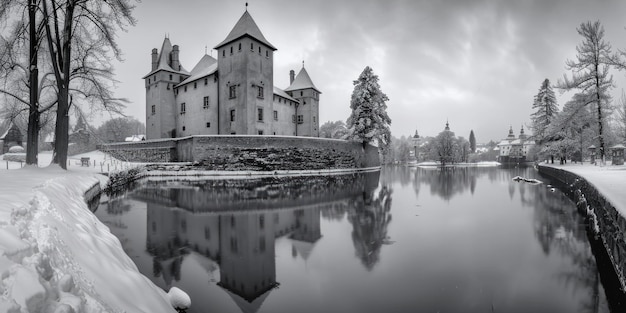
[538,165,626,291]
[100,136,380,170]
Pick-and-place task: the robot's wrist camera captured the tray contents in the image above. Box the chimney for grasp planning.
[151,48,158,71]
[172,45,180,71]
[289,70,295,85]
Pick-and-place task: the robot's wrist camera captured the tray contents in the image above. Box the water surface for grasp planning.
[96,167,611,313]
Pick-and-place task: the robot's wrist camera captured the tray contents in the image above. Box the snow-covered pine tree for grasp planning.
[531,79,558,142]
[346,66,391,154]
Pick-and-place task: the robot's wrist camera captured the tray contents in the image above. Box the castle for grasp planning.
[496,126,535,164]
[143,9,321,140]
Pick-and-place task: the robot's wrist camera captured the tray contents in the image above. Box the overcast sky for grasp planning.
[110,0,626,143]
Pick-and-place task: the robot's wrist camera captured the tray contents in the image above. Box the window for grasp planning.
[238,43,241,51]
[229,85,236,99]
[166,83,170,90]
[313,116,316,123]
[257,108,263,121]
[203,96,209,109]
[230,109,236,122]
[180,76,183,82]
[300,91,303,97]
[250,43,253,50]
[258,130,263,135]
[184,86,187,92]
[297,115,303,124]
[258,47,261,54]
[151,105,155,115]
[257,86,263,98]
[266,50,269,58]
[222,50,225,57]
[273,110,278,121]
[182,126,186,131]
[148,78,150,83]
[180,102,186,114]
[169,74,172,80]
[292,115,296,123]
[206,122,211,128]
[230,46,233,54]
[194,82,197,89]
[204,78,208,85]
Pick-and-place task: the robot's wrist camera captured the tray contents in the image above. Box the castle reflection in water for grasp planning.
[120,171,382,311]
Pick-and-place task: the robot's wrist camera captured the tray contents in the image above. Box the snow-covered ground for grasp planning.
[541,162,626,218]
[0,151,177,313]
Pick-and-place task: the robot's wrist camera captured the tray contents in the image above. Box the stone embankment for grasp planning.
[538,165,626,292]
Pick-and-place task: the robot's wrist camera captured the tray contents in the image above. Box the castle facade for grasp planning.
[143,10,321,140]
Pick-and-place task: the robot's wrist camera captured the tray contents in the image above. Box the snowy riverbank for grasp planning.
[0,155,177,312]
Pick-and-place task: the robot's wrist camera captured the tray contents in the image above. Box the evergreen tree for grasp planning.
[469,130,476,153]
[558,21,615,162]
[531,79,558,141]
[346,66,392,153]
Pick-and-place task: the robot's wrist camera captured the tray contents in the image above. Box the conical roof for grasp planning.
[143,37,189,78]
[215,11,276,50]
[285,67,321,93]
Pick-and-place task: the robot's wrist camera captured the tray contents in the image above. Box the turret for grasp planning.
[151,48,158,71]
[519,125,527,140]
[289,70,295,84]
[507,126,515,140]
[172,45,180,71]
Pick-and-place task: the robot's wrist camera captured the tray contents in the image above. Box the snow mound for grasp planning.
[168,287,191,311]
[0,170,176,312]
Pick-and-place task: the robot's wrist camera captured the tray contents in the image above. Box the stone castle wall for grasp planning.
[100,135,380,170]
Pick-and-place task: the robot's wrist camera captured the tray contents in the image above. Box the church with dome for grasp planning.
[143,9,321,139]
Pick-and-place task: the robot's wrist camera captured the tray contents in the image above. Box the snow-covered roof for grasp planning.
[214,11,276,51]
[611,144,626,149]
[0,121,11,140]
[124,135,146,142]
[496,140,510,146]
[176,54,218,87]
[285,67,321,93]
[273,86,297,102]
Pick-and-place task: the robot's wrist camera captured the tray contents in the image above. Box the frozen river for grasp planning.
[96,166,615,313]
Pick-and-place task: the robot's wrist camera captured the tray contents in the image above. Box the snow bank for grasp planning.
[0,166,175,312]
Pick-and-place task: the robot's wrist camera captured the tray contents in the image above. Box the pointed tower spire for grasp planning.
[214,10,276,50]
[507,125,515,140]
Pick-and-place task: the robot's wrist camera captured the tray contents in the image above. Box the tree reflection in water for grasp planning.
[530,182,609,313]
[347,185,393,270]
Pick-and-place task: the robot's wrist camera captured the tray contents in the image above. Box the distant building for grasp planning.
[0,122,23,154]
[144,9,321,139]
[496,126,535,164]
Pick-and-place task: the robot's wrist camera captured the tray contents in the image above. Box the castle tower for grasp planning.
[144,37,189,139]
[285,65,321,137]
[214,10,277,135]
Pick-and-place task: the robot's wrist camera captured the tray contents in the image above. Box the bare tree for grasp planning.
[0,0,55,164]
[42,0,136,169]
[557,21,615,163]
